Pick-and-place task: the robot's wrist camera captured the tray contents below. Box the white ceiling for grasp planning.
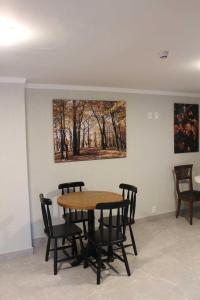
[1,0,200,92]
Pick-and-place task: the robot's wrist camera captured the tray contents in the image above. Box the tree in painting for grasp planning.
[53,100,126,162]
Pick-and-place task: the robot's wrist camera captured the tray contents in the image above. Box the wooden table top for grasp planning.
[57,191,123,210]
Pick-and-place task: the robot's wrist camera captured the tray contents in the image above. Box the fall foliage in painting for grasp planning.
[53,100,126,162]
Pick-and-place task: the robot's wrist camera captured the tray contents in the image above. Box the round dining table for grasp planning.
[57,190,123,265]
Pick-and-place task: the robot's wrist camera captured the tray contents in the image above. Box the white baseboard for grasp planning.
[0,210,177,259]
[0,247,33,261]
[136,210,175,223]
[32,237,46,247]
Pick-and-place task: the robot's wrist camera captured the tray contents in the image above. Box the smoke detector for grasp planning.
[159,50,169,59]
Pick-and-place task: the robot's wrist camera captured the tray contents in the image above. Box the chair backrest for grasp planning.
[58,181,85,216]
[39,193,53,237]
[174,164,193,194]
[58,181,85,195]
[97,200,130,242]
[119,183,137,224]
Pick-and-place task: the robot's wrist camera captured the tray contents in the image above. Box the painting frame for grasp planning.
[53,99,126,162]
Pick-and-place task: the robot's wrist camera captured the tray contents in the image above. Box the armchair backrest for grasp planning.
[174,164,193,194]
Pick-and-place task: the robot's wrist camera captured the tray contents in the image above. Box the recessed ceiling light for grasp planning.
[0,17,32,46]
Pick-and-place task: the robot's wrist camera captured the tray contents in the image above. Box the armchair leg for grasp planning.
[189,201,193,225]
[176,199,181,218]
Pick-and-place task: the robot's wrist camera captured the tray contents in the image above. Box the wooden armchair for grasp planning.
[174,164,200,225]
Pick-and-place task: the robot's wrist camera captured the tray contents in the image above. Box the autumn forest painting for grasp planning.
[53,100,126,162]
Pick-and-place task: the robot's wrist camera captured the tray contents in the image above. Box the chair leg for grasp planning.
[176,199,181,218]
[97,248,102,285]
[72,238,78,256]
[108,245,114,261]
[84,243,89,268]
[129,224,138,256]
[189,201,193,225]
[83,221,87,240]
[45,237,51,261]
[79,234,84,250]
[121,243,131,276]
[54,238,58,275]
[62,220,67,245]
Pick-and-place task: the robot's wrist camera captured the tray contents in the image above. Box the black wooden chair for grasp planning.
[101,183,138,255]
[174,164,200,225]
[84,200,131,285]
[40,193,83,275]
[58,181,88,238]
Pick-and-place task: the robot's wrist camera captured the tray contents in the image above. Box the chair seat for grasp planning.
[50,223,82,238]
[102,215,134,227]
[63,211,88,223]
[90,228,125,246]
[179,190,200,201]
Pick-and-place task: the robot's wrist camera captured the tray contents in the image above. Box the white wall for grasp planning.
[26,88,200,239]
[0,83,32,254]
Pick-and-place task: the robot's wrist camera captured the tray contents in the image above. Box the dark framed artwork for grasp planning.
[174,103,199,153]
[53,100,126,162]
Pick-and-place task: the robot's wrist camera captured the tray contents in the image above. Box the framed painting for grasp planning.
[174,103,199,153]
[53,100,126,162]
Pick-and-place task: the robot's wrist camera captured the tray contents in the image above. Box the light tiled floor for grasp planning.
[1,213,200,300]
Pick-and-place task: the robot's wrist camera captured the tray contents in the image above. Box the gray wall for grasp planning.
[26,88,200,239]
[0,83,32,254]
